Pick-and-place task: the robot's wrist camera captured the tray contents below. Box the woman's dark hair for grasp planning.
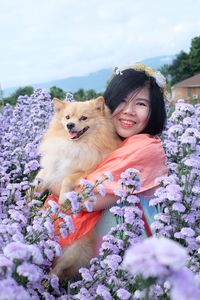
[103,69,167,135]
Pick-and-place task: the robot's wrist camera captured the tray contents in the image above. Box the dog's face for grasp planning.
[53,96,106,141]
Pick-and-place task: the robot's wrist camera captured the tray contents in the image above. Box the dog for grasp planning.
[36,96,121,279]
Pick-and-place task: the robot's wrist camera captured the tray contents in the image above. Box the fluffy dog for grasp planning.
[36,96,121,279]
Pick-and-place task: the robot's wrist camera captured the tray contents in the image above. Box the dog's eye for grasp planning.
[79,115,88,121]
[65,115,70,120]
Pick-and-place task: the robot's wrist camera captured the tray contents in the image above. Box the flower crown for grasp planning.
[114,64,170,101]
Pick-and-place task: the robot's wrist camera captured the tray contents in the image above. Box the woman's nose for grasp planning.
[122,101,135,114]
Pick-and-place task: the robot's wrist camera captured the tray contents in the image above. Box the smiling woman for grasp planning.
[112,85,151,138]
[85,65,168,252]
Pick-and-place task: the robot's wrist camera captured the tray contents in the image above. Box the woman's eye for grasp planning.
[65,115,70,120]
[79,115,88,121]
[137,102,146,106]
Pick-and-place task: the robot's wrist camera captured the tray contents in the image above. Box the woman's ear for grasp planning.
[94,96,105,111]
[53,98,66,113]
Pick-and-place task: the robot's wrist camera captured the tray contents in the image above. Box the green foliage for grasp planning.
[188,96,198,106]
[159,64,171,81]
[73,88,86,101]
[168,51,192,85]
[14,86,34,99]
[189,36,200,74]
[2,86,34,107]
[159,36,200,86]
[167,102,175,117]
[0,86,102,109]
[49,86,65,100]
[73,88,102,101]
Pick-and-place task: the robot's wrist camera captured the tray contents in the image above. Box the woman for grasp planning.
[85,65,168,249]
[87,65,167,208]
[48,64,168,276]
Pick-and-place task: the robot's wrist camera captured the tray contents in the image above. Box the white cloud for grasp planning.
[0,0,200,88]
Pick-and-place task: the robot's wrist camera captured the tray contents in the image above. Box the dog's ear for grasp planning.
[94,96,105,111]
[53,98,66,113]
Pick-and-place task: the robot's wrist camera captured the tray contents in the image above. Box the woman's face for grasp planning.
[112,85,151,138]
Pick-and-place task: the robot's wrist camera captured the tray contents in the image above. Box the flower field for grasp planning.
[0,89,200,299]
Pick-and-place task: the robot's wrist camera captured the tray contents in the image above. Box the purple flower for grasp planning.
[172,202,186,212]
[84,200,93,212]
[101,254,122,271]
[3,242,29,261]
[24,160,40,174]
[28,245,44,265]
[126,194,140,204]
[180,227,195,237]
[165,184,182,201]
[17,262,42,282]
[97,184,106,196]
[44,248,54,261]
[170,268,200,300]
[109,206,124,217]
[116,288,131,300]
[123,237,188,278]
[96,284,112,300]
[184,157,200,168]
[60,227,68,238]
[79,179,93,190]
[47,199,59,214]
[114,189,127,198]
[50,274,60,290]
[44,220,54,233]
[103,171,113,181]
[79,268,93,282]
[61,214,75,233]
[118,168,141,191]
[64,191,80,211]
[0,254,13,276]
[0,278,31,300]
[8,209,27,224]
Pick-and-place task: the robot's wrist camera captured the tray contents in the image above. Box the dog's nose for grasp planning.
[66,122,75,130]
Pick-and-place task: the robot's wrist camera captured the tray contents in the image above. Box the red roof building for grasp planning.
[172,73,200,103]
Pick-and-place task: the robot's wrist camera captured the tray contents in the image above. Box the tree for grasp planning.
[168,51,192,85]
[189,36,200,75]
[73,89,102,101]
[85,89,101,99]
[14,86,34,99]
[0,84,3,107]
[73,88,86,101]
[2,86,34,106]
[49,86,65,100]
[160,36,200,86]
[159,64,170,80]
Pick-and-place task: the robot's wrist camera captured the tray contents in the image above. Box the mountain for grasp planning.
[3,55,176,97]
[140,55,176,69]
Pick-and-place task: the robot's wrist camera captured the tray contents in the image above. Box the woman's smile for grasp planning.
[119,118,136,127]
[112,86,150,138]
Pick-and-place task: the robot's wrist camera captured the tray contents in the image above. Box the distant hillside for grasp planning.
[140,55,176,69]
[3,55,176,97]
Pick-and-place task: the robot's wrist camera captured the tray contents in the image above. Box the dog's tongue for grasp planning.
[68,131,79,139]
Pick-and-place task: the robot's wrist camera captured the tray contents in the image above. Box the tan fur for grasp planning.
[36,96,121,279]
[50,230,96,280]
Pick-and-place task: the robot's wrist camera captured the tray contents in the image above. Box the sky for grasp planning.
[0,0,200,89]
